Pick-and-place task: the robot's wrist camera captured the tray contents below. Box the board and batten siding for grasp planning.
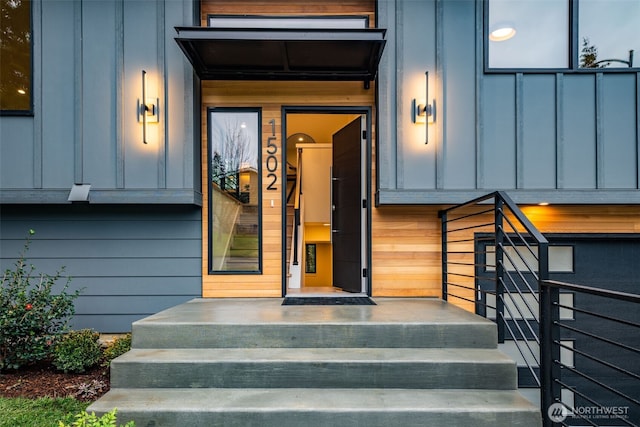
[0,0,199,205]
[376,0,640,205]
[0,206,201,332]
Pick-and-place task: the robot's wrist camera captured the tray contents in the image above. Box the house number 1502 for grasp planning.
[266,119,278,191]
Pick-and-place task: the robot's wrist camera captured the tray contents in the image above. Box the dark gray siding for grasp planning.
[377,0,640,205]
[0,205,201,332]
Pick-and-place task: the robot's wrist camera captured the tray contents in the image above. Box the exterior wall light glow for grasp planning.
[138,70,159,144]
[489,24,516,42]
[412,71,435,144]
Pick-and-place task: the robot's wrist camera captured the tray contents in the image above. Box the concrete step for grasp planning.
[131,298,498,349]
[110,347,517,389]
[89,388,541,427]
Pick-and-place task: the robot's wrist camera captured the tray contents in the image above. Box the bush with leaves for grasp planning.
[102,333,132,367]
[53,329,103,373]
[58,408,135,427]
[0,230,81,370]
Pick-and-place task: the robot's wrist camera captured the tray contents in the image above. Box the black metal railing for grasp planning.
[540,280,640,427]
[211,171,249,204]
[440,191,640,426]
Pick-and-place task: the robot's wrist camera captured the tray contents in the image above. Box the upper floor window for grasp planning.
[487,0,639,70]
[0,0,31,113]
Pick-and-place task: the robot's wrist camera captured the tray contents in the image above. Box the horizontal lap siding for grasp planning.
[0,205,201,332]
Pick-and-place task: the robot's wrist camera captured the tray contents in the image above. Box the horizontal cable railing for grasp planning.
[440,191,640,426]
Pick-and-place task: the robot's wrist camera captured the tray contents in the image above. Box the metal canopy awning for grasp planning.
[174,27,386,84]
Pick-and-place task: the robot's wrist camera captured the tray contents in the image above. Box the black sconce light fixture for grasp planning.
[138,70,159,144]
[412,71,435,144]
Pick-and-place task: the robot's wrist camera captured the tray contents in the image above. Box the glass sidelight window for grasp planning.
[208,108,262,273]
[0,0,32,112]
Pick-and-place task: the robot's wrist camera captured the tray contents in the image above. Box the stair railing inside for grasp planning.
[287,148,305,289]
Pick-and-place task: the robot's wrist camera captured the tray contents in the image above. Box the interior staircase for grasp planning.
[88,298,542,426]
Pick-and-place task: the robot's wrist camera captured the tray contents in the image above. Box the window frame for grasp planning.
[207,106,263,275]
[483,0,640,73]
[0,0,34,115]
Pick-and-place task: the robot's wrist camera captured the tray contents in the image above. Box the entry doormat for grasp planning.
[282,297,376,306]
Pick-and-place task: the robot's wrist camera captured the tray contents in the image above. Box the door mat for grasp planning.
[282,297,376,306]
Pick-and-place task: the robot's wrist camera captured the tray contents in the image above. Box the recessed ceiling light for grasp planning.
[17,89,26,95]
[538,202,549,206]
[489,25,516,42]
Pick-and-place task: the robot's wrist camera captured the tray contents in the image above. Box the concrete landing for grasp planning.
[131,297,498,349]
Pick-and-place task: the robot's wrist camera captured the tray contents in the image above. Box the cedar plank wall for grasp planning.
[201,1,377,297]
[440,204,640,311]
[201,0,375,22]
[201,81,375,297]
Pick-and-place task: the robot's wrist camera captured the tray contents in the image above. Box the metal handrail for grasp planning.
[440,191,640,426]
[540,279,640,427]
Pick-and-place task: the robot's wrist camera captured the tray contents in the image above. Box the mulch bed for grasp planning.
[0,362,110,402]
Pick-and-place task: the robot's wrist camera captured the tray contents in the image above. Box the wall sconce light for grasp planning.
[138,70,159,144]
[412,71,436,144]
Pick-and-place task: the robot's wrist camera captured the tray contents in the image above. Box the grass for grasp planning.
[0,397,88,427]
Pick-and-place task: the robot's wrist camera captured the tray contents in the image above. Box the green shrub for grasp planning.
[53,329,103,373]
[0,230,81,370]
[102,333,132,367]
[58,408,135,427]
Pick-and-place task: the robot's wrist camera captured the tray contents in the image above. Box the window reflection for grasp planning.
[488,0,568,69]
[579,0,639,68]
[0,0,31,112]
[209,109,261,273]
[488,0,639,70]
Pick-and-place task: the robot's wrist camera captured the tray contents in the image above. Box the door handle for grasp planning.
[330,166,334,243]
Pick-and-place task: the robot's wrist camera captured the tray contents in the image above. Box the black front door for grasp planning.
[331,117,363,292]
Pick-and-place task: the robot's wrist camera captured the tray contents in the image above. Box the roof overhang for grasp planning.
[174,27,386,84]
